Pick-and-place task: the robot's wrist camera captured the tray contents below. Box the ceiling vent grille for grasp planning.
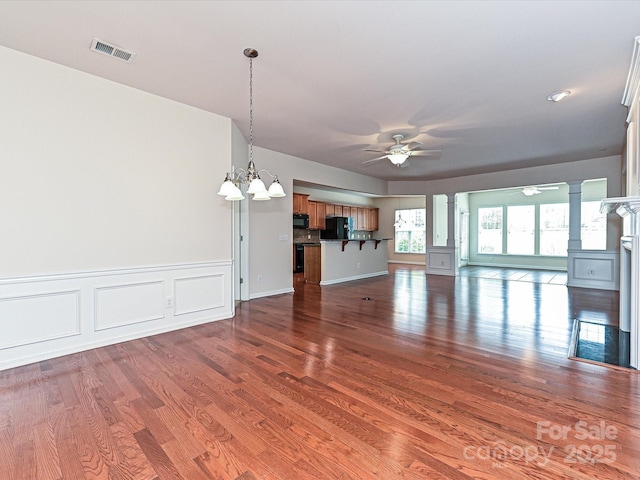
[90,37,135,63]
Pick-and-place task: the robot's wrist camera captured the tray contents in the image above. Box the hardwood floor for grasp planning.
[1,264,639,479]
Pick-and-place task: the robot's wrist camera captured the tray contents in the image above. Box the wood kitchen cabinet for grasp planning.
[325,203,335,217]
[296,196,379,232]
[356,207,379,232]
[356,207,367,231]
[317,202,326,228]
[308,200,326,230]
[368,207,379,231]
[293,193,309,214]
[304,245,321,284]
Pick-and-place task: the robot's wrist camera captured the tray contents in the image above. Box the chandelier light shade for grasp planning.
[217,48,285,202]
[268,178,286,197]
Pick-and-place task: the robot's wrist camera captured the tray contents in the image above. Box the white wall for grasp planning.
[389,156,622,197]
[0,46,235,370]
[245,146,387,298]
[0,46,234,276]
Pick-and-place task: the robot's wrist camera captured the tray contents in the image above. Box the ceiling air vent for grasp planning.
[90,37,135,63]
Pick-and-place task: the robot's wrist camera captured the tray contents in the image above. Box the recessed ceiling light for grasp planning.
[547,90,571,102]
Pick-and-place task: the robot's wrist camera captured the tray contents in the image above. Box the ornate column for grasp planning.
[425,194,434,246]
[568,181,583,250]
[446,193,456,247]
[426,193,457,276]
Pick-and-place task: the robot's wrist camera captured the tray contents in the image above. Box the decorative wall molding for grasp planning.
[95,281,165,331]
[567,250,619,291]
[0,290,81,350]
[0,261,233,371]
[174,274,225,316]
[0,261,232,284]
[623,35,640,114]
[426,246,456,276]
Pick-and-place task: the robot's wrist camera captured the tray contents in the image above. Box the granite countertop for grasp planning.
[320,238,390,242]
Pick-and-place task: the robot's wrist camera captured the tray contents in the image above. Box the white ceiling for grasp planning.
[1,1,638,181]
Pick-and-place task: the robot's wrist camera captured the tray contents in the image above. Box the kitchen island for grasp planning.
[319,239,389,285]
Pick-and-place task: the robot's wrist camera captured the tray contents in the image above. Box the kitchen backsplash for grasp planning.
[293,229,320,244]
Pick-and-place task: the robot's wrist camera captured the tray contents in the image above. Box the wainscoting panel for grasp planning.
[0,261,233,371]
[567,249,619,291]
[426,246,456,276]
[174,274,225,316]
[0,290,80,350]
[95,281,165,331]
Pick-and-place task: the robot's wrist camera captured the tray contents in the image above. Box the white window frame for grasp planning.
[394,209,426,254]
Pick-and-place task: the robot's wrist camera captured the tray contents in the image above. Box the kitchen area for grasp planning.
[293,193,389,286]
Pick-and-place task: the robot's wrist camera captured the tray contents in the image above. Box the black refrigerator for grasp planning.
[320,216,354,240]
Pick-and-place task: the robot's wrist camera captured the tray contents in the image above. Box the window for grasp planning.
[581,201,607,250]
[507,205,535,254]
[394,209,426,253]
[539,203,569,256]
[477,207,503,254]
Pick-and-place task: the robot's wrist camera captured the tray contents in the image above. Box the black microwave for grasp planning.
[293,214,309,229]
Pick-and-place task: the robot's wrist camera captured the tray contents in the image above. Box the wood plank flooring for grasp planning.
[1,264,639,479]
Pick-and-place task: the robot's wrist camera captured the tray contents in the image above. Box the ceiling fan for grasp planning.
[363,134,441,167]
[520,186,559,196]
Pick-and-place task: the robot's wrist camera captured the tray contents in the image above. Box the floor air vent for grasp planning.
[90,37,135,63]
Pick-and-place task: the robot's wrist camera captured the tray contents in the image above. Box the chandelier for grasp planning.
[217,48,286,201]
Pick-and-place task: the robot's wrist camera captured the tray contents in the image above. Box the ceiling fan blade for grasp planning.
[362,156,387,164]
[405,141,423,150]
[409,150,442,156]
[364,148,388,153]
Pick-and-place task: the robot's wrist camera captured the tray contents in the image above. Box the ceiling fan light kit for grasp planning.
[388,152,409,165]
[547,90,571,102]
[363,133,441,167]
[521,186,559,196]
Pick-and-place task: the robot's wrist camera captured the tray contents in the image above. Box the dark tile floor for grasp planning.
[458,265,567,285]
[574,320,625,367]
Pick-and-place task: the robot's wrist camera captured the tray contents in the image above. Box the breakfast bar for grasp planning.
[319,239,389,285]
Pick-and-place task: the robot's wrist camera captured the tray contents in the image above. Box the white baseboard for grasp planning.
[250,287,295,299]
[388,260,426,266]
[0,261,234,371]
[319,270,388,286]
